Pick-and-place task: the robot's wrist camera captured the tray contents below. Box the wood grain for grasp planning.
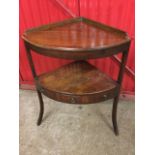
[37,61,119,104]
[22,17,130,59]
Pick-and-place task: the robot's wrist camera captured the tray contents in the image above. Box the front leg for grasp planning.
[112,95,119,135]
[36,90,44,126]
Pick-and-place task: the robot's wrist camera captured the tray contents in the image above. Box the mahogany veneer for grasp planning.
[37,61,119,104]
[22,17,131,136]
[22,17,130,59]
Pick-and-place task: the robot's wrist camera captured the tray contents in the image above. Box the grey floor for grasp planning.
[20,90,135,155]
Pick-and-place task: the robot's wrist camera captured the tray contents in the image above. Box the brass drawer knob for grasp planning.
[71,97,76,104]
[103,94,107,98]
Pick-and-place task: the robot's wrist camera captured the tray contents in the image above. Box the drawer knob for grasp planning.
[103,94,107,98]
[71,97,76,104]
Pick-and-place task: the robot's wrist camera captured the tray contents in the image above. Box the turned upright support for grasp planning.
[112,50,129,135]
[24,42,44,126]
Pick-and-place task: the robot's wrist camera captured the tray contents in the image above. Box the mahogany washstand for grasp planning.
[22,17,130,135]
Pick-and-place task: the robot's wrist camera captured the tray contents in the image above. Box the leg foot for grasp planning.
[36,90,44,126]
[112,96,119,136]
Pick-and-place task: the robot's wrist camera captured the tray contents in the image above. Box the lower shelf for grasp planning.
[36,60,119,104]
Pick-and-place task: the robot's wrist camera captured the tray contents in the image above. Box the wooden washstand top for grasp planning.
[22,17,130,59]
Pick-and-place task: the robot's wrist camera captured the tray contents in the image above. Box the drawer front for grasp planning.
[40,87,119,104]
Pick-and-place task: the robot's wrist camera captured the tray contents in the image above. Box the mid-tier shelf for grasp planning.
[36,61,119,104]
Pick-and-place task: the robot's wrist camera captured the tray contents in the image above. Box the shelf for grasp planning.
[22,17,130,59]
[36,61,119,104]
